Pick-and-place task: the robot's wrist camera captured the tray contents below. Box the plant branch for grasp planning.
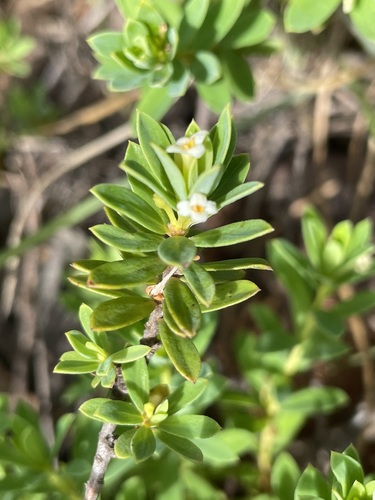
[84,422,117,500]
[84,302,163,499]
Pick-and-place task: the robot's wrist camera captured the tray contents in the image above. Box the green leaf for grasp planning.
[181,468,224,500]
[167,60,190,97]
[301,207,328,269]
[94,400,143,425]
[53,359,99,374]
[114,0,135,17]
[281,387,348,416]
[193,0,246,46]
[284,0,341,33]
[91,184,167,234]
[156,429,203,462]
[210,105,235,168]
[178,0,209,50]
[190,219,273,247]
[11,424,50,467]
[331,291,375,318]
[151,144,187,201]
[65,330,94,358]
[268,239,316,324]
[114,429,136,459]
[68,274,128,298]
[159,320,201,382]
[189,165,223,197]
[122,358,150,412]
[72,260,109,273]
[313,310,345,337]
[79,398,109,419]
[153,0,183,26]
[221,5,275,48]
[91,225,164,253]
[197,79,232,113]
[96,357,113,376]
[331,452,364,497]
[52,413,75,457]
[158,237,197,268]
[164,278,201,337]
[87,32,124,58]
[365,481,375,497]
[220,50,255,101]
[163,301,186,337]
[168,378,208,414]
[202,280,260,312]
[79,303,105,347]
[182,262,215,307]
[211,153,250,200]
[193,432,239,466]
[347,218,373,257]
[295,465,330,500]
[343,443,361,462]
[347,481,367,500]
[131,426,156,462]
[203,257,272,271]
[216,181,263,208]
[112,345,151,363]
[190,51,221,85]
[271,452,300,500]
[122,141,175,208]
[159,415,220,439]
[91,296,155,332]
[88,257,166,289]
[136,111,174,190]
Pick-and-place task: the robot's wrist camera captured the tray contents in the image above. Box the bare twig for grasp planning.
[40,93,137,136]
[350,135,375,221]
[84,422,117,500]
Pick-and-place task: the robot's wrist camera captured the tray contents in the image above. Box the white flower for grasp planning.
[354,253,372,273]
[166,130,208,159]
[177,193,218,223]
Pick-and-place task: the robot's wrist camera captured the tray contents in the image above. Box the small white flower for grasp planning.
[166,130,208,159]
[177,193,218,223]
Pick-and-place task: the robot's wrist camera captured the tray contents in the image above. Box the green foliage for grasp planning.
[4,2,374,497]
[283,0,375,43]
[88,0,275,112]
[295,445,375,499]
[53,106,271,480]
[69,107,271,364]
[0,18,35,76]
[0,395,84,499]
[54,304,151,387]
[80,363,220,463]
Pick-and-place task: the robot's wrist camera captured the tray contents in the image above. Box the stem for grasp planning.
[257,423,275,492]
[84,304,163,499]
[257,380,279,492]
[84,423,117,500]
[284,284,332,376]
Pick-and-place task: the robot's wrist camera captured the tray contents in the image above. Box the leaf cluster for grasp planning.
[80,360,220,463]
[62,107,272,381]
[0,18,35,77]
[295,444,375,500]
[88,0,275,111]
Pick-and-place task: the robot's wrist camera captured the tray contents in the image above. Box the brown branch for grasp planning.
[84,302,164,500]
[84,422,117,500]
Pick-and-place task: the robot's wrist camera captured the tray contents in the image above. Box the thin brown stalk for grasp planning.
[84,303,162,500]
